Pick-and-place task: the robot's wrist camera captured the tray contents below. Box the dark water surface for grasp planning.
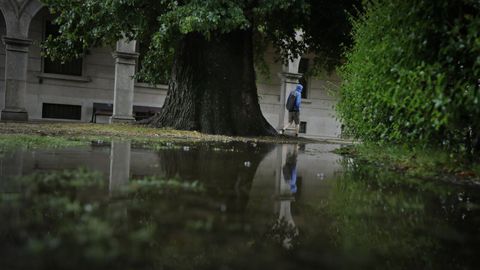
[0,141,479,270]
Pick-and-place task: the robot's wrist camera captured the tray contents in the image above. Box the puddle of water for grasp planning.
[0,141,479,270]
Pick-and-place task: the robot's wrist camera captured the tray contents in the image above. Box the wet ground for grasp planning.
[0,141,479,270]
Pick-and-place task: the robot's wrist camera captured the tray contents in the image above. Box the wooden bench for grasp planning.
[91,102,161,123]
[132,105,162,121]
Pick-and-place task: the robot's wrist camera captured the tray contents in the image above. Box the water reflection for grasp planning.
[282,145,298,194]
[1,141,479,269]
[109,141,131,194]
[151,141,276,214]
[0,141,342,231]
[277,144,299,248]
[0,141,375,269]
[0,150,25,192]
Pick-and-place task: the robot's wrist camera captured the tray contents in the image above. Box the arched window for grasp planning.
[43,20,83,76]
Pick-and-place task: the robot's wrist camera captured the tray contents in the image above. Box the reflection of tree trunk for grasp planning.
[144,30,277,136]
[157,143,274,213]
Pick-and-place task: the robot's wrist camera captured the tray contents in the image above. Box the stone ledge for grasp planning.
[278,72,303,83]
[112,51,139,60]
[38,73,92,83]
[109,115,136,124]
[2,36,33,47]
[1,109,28,121]
[40,117,82,122]
[301,99,313,104]
[134,82,168,90]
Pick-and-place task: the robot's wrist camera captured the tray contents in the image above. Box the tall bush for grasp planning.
[338,0,480,156]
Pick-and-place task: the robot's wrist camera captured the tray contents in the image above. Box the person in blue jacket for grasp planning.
[281,84,303,137]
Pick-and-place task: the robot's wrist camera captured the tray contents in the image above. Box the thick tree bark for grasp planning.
[145,30,277,136]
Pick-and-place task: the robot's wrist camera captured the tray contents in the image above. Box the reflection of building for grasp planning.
[0,141,345,251]
[0,144,159,193]
[0,0,341,138]
[0,142,343,198]
[247,143,343,248]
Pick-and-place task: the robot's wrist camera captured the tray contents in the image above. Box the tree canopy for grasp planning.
[42,0,357,83]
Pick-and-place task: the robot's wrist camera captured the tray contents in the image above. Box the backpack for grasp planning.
[285,91,297,111]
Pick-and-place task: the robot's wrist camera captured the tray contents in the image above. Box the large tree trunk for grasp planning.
[145,30,277,136]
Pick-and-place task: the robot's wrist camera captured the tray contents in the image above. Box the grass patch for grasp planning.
[0,134,87,153]
[335,143,479,184]
[0,122,315,145]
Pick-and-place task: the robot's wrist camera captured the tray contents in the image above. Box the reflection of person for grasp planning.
[282,145,298,194]
[275,144,299,249]
[281,84,303,137]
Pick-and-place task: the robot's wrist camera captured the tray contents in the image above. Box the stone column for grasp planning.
[274,144,298,249]
[277,71,302,130]
[1,37,32,121]
[277,30,304,131]
[109,140,131,194]
[110,39,138,123]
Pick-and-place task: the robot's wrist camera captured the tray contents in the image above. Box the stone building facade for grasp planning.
[0,0,341,138]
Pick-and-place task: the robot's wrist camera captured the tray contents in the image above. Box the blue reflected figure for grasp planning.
[282,146,298,194]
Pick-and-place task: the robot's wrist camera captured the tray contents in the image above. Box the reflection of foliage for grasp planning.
[328,179,436,269]
[326,158,480,269]
[335,143,480,182]
[0,168,294,270]
[0,169,207,269]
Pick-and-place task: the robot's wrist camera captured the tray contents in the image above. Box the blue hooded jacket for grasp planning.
[292,84,303,111]
[290,166,297,193]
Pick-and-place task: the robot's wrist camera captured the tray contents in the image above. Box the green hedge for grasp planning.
[338,0,480,155]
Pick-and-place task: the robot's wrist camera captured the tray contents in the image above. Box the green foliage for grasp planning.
[41,0,357,83]
[338,0,480,156]
[0,134,86,153]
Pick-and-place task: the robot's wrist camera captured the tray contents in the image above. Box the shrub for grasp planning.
[338,0,480,156]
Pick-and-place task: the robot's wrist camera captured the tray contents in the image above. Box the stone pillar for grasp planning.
[276,145,290,197]
[109,140,131,194]
[277,72,302,130]
[274,144,298,249]
[1,37,32,121]
[110,39,138,123]
[277,30,304,131]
